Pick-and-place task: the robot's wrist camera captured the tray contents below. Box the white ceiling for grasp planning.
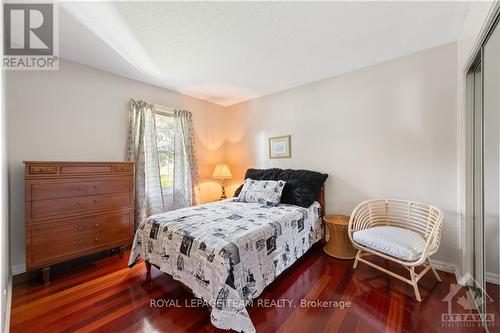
[59,1,470,106]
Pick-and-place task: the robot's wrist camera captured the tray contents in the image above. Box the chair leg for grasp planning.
[410,267,422,302]
[427,259,442,282]
[353,249,362,269]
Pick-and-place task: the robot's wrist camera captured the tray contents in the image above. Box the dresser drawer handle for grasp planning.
[76,186,83,191]
[95,223,100,228]
[77,226,84,231]
[94,185,99,190]
[115,165,129,172]
[77,240,83,246]
[94,238,99,242]
[93,199,99,204]
[76,201,83,206]
[30,166,56,174]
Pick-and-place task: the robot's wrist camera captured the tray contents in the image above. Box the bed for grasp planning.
[129,177,326,332]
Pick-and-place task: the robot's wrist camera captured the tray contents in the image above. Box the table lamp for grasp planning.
[212,163,232,200]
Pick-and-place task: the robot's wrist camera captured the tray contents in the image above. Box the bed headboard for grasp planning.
[317,186,325,217]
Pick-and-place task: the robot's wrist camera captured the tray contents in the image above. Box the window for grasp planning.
[155,111,175,188]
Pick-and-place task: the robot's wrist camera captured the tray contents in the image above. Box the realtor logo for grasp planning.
[3,2,58,69]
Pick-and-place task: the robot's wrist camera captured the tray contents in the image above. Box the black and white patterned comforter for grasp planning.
[128,200,323,332]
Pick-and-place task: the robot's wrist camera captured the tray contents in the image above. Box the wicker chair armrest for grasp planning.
[420,213,444,257]
[348,200,372,236]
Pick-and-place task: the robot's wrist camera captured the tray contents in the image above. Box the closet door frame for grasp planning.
[461,3,500,286]
[481,13,500,324]
[465,9,500,329]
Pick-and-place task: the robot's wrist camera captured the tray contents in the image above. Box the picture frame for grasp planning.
[269,135,291,159]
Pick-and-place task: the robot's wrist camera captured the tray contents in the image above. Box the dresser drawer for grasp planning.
[28,192,132,221]
[30,229,132,263]
[30,211,133,244]
[27,177,132,201]
[60,164,113,175]
[25,162,134,178]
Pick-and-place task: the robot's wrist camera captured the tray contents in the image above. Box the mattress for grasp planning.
[128,200,323,332]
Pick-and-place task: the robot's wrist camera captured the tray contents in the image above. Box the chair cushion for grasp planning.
[352,226,426,261]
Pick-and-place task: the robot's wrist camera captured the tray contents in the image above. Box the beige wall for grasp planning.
[1,41,10,332]
[6,42,465,272]
[225,43,459,266]
[6,59,227,272]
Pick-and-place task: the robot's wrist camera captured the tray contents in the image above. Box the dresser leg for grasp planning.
[118,246,124,260]
[145,260,152,274]
[41,267,50,285]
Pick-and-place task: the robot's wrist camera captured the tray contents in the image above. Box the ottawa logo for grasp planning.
[442,273,495,328]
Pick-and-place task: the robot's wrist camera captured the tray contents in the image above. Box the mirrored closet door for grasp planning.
[483,14,500,324]
[468,13,500,330]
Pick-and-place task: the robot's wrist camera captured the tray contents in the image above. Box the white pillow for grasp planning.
[234,179,286,206]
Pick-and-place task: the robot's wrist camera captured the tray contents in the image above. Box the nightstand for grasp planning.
[323,215,357,259]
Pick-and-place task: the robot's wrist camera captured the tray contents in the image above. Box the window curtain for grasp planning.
[173,110,199,209]
[126,99,165,226]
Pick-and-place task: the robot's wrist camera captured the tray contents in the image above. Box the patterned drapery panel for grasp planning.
[173,110,199,209]
[126,99,165,226]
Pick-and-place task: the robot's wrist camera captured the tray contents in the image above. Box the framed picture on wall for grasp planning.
[269,135,291,159]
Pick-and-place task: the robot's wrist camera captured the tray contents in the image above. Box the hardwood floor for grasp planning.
[487,282,500,333]
[11,245,491,333]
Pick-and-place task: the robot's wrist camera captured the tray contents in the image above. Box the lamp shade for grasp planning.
[212,163,232,179]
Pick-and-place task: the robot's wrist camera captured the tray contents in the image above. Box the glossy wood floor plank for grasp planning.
[11,246,493,333]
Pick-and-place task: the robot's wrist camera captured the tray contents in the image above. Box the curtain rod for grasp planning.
[153,104,175,116]
[130,98,180,116]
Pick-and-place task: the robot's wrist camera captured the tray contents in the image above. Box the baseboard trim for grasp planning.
[11,265,25,276]
[3,270,12,333]
[486,271,500,285]
[430,259,460,283]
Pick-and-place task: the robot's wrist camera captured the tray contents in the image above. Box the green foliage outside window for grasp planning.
[155,113,175,188]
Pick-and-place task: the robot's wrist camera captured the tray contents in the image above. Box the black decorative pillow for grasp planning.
[277,169,328,207]
[234,179,286,206]
[234,168,328,208]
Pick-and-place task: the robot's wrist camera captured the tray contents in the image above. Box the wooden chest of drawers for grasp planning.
[24,161,135,284]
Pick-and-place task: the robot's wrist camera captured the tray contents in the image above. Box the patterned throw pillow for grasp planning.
[234,179,286,206]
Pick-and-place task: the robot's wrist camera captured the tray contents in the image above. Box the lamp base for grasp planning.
[220,183,227,200]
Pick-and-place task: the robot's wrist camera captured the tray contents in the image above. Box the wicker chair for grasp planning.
[348,199,444,302]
